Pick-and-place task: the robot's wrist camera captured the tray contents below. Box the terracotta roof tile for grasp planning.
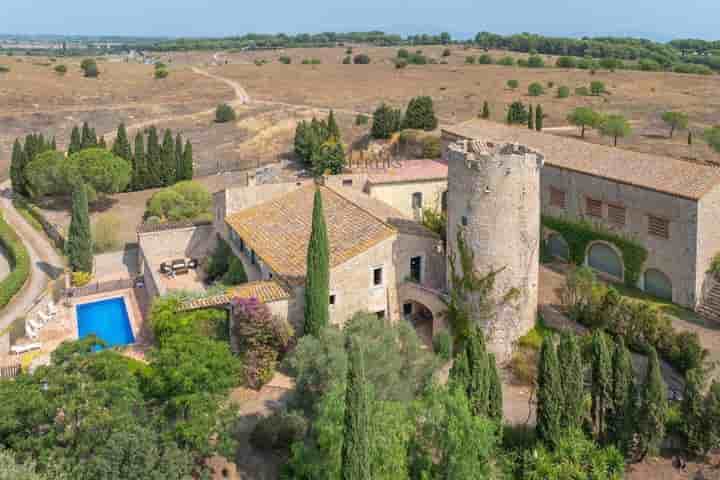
[443,119,720,200]
[226,184,397,284]
[179,280,291,311]
[367,159,449,185]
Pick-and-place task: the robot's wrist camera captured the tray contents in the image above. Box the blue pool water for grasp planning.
[76,297,135,348]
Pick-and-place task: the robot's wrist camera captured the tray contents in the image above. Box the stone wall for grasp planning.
[696,184,720,306]
[393,233,446,291]
[367,179,447,219]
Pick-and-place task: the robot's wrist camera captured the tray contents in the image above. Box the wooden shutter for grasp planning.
[586,197,602,218]
[648,215,669,239]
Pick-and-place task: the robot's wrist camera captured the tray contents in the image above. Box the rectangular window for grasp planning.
[403,303,413,315]
[607,204,626,226]
[461,216,468,226]
[412,192,423,209]
[586,197,603,218]
[342,179,353,187]
[373,267,383,286]
[329,294,336,306]
[410,256,422,283]
[648,215,669,239]
[549,187,566,210]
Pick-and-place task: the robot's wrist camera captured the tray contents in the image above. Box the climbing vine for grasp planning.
[541,215,647,287]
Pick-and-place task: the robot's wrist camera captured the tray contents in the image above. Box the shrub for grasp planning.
[278,56,291,64]
[353,54,371,64]
[154,68,168,79]
[509,347,538,385]
[673,63,713,75]
[397,49,409,59]
[80,59,98,78]
[557,85,570,98]
[527,55,545,68]
[575,86,590,96]
[0,65,9,73]
[394,58,408,69]
[506,101,528,124]
[54,64,67,75]
[402,96,438,131]
[528,82,544,96]
[590,81,606,96]
[250,411,308,450]
[478,54,493,64]
[432,330,453,361]
[222,255,247,285]
[342,56,351,65]
[355,114,369,126]
[421,136,442,159]
[72,271,92,287]
[507,79,519,89]
[0,216,31,309]
[442,48,451,57]
[639,59,661,71]
[215,103,236,123]
[145,181,212,222]
[577,57,597,70]
[556,56,577,68]
[497,56,515,66]
[517,58,529,67]
[149,296,229,344]
[92,213,121,253]
[465,55,476,64]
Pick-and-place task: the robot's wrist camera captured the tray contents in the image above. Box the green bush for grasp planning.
[80,59,98,78]
[145,181,212,222]
[432,330,453,361]
[353,54,371,64]
[465,55,476,64]
[556,56,577,68]
[421,136,442,159]
[250,411,308,450]
[507,79,519,89]
[278,56,291,64]
[223,255,247,285]
[478,54,493,64]
[154,68,168,79]
[397,49,409,59]
[673,63,713,75]
[54,64,67,75]
[442,48,451,57]
[0,216,30,309]
[215,103,236,123]
[355,114,369,126]
[528,82,544,96]
[497,56,515,66]
[590,81,606,96]
[0,65,9,73]
[527,55,545,68]
[302,58,321,65]
[557,86,570,98]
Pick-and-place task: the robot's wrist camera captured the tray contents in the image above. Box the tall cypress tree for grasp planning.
[174,133,184,179]
[536,104,544,131]
[682,368,706,456]
[24,134,37,165]
[487,352,503,424]
[161,129,176,186]
[10,139,28,197]
[65,183,93,273]
[132,132,147,191]
[68,125,82,155]
[341,335,371,480]
[327,110,341,141]
[89,128,98,147]
[466,326,489,417]
[537,336,563,447]
[98,136,107,149]
[481,101,490,119]
[80,122,93,150]
[591,330,613,442]
[608,337,635,453]
[146,126,161,187]
[558,331,584,432]
[50,136,57,151]
[637,347,667,459]
[181,140,193,181]
[112,123,132,162]
[528,105,534,130]
[303,188,330,337]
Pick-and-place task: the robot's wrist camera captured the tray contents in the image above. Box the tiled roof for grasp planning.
[443,119,720,200]
[179,280,291,311]
[367,159,449,185]
[226,184,397,284]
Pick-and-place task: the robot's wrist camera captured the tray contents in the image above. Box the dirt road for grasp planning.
[0,181,64,331]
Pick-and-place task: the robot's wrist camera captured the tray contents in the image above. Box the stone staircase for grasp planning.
[698,282,720,322]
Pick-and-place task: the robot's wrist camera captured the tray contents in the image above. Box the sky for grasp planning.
[3,0,719,41]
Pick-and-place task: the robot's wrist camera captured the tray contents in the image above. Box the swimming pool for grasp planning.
[76,297,135,348]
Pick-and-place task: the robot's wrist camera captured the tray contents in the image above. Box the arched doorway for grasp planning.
[397,282,448,348]
[547,234,569,261]
[587,242,623,280]
[402,300,434,347]
[644,269,672,301]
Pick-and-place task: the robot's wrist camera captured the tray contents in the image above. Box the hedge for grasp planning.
[542,215,647,287]
[0,215,31,309]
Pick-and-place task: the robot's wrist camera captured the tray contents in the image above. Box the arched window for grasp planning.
[644,269,672,301]
[547,234,569,261]
[588,243,623,279]
[412,192,423,210]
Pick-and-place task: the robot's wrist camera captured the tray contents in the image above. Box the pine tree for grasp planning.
[537,336,563,447]
[591,330,613,442]
[132,132,147,190]
[558,331,584,432]
[682,368,707,456]
[327,109,341,141]
[68,125,82,155]
[637,347,667,459]
[10,138,28,197]
[112,123,132,161]
[303,188,330,336]
[146,127,161,187]
[487,352,503,424]
[161,129,176,186]
[481,101,490,119]
[65,183,93,272]
[402,96,438,131]
[536,104,544,131]
[341,336,371,480]
[528,105,534,130]
[181,140,193,181]
[175,133,184,179]
[608,337,635,453]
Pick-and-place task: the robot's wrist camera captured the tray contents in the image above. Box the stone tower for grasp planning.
[445,139,543,362]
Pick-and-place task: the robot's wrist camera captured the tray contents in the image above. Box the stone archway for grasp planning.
[397,282,448,346]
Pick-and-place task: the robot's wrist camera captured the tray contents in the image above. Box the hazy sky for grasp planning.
[3,0,719,40]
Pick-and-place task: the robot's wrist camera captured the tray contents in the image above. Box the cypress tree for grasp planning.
[528,105,534,130]
[175,133,184,179]
[682,368,706,456]
[327,110,341,141]
[90,128,98,147]
[81,122,93,150]
[537,336,563,447]
[50,136,57,151]
[98,136,106,149]
[466,326,489,417]
[65,183,93,273]
[161,129,176,186]
[481,101,490,119]
[506,107,512,125]
[637,347,667,459]
[68,125,82,155]
[536,104,544,131]
[24,134,37,165]
[558,331,584,432]
[449,342,471,391]
[487,352,503,424]
[688,131,693,146]
[181,140,193,181]
[10,138,28,197]
[303,188,330,336]
[112,123,132,161]
[341,336,371,480]
[146,126,161,187]
[591,330,612,442]
[608,338,635,453]
[132,132,147,191]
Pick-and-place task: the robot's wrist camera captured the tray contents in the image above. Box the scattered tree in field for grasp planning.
[637,347,667,459]
[567,107,602,138]
[54,64,67,75]
[506,101,529,125]
[481,101,490,119]
[341,336,372,480]
[527,55,545,68]
[528,82,544,96]
[558,332,584,432]
[81,58,99,77]
[590,81,606,96]
[215,103,236,123]
[661,111,689,138]
[557,85,570,98]
[371,103,402,139]
[536,104,544,131]
[353,54,371,64]
[704,127,720,153]
[304,188,330,337]
[528,105,535,129]
[478,54,493,64]
[537,336,563,447]
[311,140,345,176]
[556,56,577,68]
[402,96,438,131]
[66,183,93,272]
[600,114,632,146]
[507,79,519,90]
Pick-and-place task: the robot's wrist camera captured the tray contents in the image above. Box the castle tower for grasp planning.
[445,139,544,362]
